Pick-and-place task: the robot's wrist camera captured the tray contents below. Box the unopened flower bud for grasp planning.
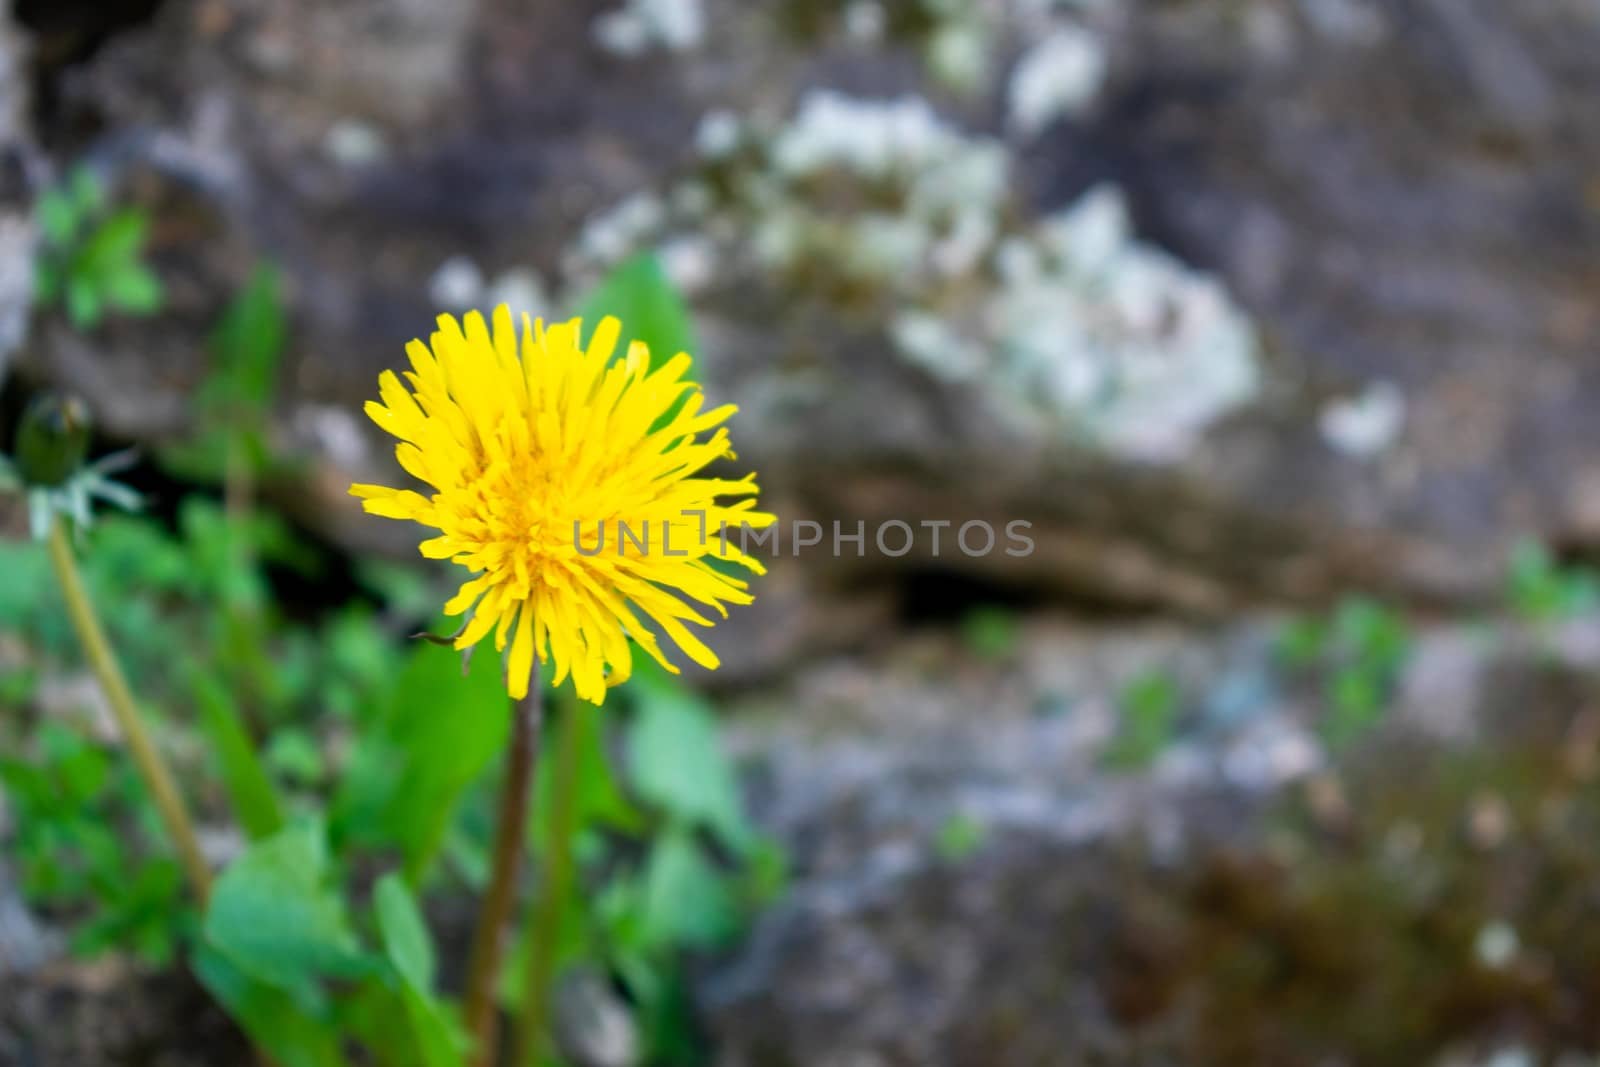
[15,393,90,487]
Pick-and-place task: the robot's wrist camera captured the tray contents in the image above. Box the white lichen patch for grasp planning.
[428,255,485,310]
[593,0,705,55]
[429,258,548,320]
[1007,24,1108,136]
[1320,381,1406,458]
[988,186,1259,460]
[557,85,1261,463]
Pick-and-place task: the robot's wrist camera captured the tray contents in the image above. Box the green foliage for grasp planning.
[332,637,511,882]
[1278,596,1412,749]
[193,667,286,840]
[205,820,374,992]
[579,252,696,364]
[1506,538,1598,623]
[489,666,781,1063]
[962,606,1021,661]
[0,722,185,964]
[0,250,782,1067]
[934,812,985,861]
[580,252,698,434]
[1103,669,1181,770]
[626,669,752,852]
[194,944,351,1067]
[160,264,290,485]
[35,167,163,329]
[374,874,468,1067]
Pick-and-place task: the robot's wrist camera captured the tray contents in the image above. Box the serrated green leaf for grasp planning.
[205,820,372,990]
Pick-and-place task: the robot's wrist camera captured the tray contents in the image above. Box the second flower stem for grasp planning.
[513,690,582,1067]
[45,516,213,904]
[463,682,543,1067]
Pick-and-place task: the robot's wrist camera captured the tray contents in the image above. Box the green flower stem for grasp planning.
[45,515,213,903]
[514,689,582,1067]
[463,683,543,1067]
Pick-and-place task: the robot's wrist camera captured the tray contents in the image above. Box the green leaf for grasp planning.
[1103,670,1181,770]
[209,264,287,413]
[80,209,148,274]
[374,875,466,1067]
[374,873,435,991]
[37,188,78,246]
[579,252,695,367]
[194,943,350,1067]
[65,276,100,329]
[205,820,372,990]
[934,812,985,862]
[332,638,510,881]
[640,829,739,950]
[35,261,61,302]
[103,263,163,314]
[68,167,104,214]
[397,984,467,1067]
[71,859,183,964]
[267,728,326,786]
[626,676,750,851]
[1324,667,1385,749]
[961,607,1020,661]
[192,668,285,839]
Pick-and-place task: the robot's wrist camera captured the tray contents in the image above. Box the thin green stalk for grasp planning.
[45,516,213,903]
[463,684,543,1067]
[513,690,582,1067]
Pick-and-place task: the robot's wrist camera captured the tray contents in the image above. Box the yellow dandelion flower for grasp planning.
[351,307,775,705]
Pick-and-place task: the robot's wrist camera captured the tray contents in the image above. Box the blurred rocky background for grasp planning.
[5,0,1600,1064]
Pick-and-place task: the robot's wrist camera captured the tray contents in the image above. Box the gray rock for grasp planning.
[15,0,1600,650]
[698,613,1600,1066]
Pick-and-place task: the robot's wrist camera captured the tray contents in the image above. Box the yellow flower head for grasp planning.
[351,307,775,705]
